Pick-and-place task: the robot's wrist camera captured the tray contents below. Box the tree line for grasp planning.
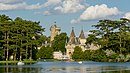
[72,18,130,62]
[1,14,130,62]
[0,14,45,61]
[0,14,67,61]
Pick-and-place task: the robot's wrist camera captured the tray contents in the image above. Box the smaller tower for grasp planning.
[79,29,86,45]
[50,21,61,42]
[65,27,78,59]
[79,29,86,51]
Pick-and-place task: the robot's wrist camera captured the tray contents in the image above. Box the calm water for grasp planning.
[0,61,130,73]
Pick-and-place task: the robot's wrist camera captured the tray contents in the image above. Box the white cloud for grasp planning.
[0,2,42,10]
[54,0,87,13]
[0,0,24,4]
[123,12,130,19]
[70,4,120,24]
[80,4,119,20]
[0,0,62,11]
[43,11,51,15]
[70,19,80,24]
[43,0,62,7]
[26,3,42,10]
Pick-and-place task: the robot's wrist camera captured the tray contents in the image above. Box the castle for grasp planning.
[50,22,99,60]
[66,27,100,59]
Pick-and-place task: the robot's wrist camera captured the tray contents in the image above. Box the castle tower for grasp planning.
[65,27,78,59]
[79,29,86,44]
[68,27,78,44]
[79,29,87,51]
[50,21,61,42]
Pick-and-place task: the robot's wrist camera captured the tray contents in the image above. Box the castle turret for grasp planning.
[79,29,86,51]
[79,29,86,45]
[50,21,61,42]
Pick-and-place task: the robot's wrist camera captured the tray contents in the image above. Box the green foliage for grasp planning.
[72,48,108,62]
[51,33,68,53]
[82,50,91,60]
[0,14,45,61]
[72,46,83,60]
[86,34,98,45]
[36,46,53,59]
[85,18,130,62]
[88,50,108,62]
[0,47,4,60]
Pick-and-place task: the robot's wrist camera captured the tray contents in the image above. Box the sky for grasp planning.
[0,0,130,36]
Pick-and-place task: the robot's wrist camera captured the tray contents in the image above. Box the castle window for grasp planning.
[69,52,72,55]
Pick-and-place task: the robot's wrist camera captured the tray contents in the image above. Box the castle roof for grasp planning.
[70,37,77,44]
[53,21,57,27]
[50,21,61,31]
[68,27,78,44]
[79,29,85,39]
[70,27,75,38]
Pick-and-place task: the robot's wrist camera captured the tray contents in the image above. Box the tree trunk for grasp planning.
[13,54,15,61]
[30,44,32,60]
[20,40,22,61]
[14,41,17,61]
[26,33,28,59]
[15,30,18,61]
[6,32,9,61]
[26,43,28,59]
[119,34,122,53]
[4,32,6,60]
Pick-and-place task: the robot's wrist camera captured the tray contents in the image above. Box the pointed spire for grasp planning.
[70,27,75,38]
[79,29,85,39]
[54,20,56,23]
[54,21,57,27]
[68,27,78,44]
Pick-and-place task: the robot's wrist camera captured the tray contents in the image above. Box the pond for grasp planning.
[0,61,130,73]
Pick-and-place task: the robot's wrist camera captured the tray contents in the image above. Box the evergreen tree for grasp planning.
[0,14,45,61]
[51,33,68,53]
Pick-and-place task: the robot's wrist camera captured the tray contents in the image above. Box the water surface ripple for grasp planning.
[0,61,130,73]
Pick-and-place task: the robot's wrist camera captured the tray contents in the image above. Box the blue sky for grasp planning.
[0,0,130,36]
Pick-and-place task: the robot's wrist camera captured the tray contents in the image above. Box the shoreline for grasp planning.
[0,61,37,64]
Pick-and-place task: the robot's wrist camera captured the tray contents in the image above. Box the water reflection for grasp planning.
[0,66,41,73]
[0,63,41,73]
[0,61,130,73]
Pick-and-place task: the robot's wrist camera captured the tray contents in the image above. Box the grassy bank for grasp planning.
[0,60,37,64]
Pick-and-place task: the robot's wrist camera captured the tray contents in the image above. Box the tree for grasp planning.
[72,46,83,60]
[86,31,98,45]
[0,15,45,61]
[36,46,53,59]
[89,18,130,53]
[51,33,68,53]
[0,14,12,61]
[90,50,108,62]
[82,50,91,60]
[13,17,44,60]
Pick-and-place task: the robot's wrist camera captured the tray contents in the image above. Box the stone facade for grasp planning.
[65,28,99,59]
[53,51,63,60]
